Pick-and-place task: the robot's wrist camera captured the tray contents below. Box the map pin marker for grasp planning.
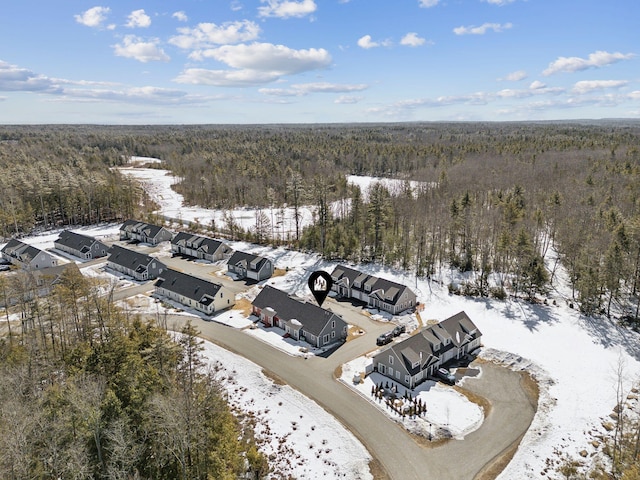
[308,271,333,308]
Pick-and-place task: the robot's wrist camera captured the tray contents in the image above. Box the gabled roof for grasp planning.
[228,251,270,272]
[1,239,50,264]
[171,232,228,254]
[107,245,157,270]
[252,285,344,337]
[155,268,224,305]
[375,311,481,375]
[55,230,101,253]
[330,264,415,306]
[120,219,171,239]
[31,262,80,286]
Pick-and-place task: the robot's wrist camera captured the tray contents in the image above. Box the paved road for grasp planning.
[161,313,536,480]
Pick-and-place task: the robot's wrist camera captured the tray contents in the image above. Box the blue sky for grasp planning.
[0,0,637,124]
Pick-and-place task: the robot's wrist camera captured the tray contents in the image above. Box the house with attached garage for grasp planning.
[1,239,61,270]
[372,311,482,390]
[171,232,232,262]
[106,245,166,281]
[252,285,347,348]
[54,230,109,260]
[154,268,235,315]
[227,251,273,281]
[330,264,417,315]
[119,219,173,245]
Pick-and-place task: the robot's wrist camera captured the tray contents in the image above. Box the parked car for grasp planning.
[392,324,406,337]
[436,367,456,384]
[376,331,394,346]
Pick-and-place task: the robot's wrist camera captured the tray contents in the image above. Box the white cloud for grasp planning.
[572,79,628,94]
[258,0,317,19]
[126,9,151,28]
[357,35,391,49]
[401,33,426,47]
[453,22,512,35]
[529,80,546,90]
[175,42,332,87]
[169,21,260,50]
[113,36,170,63]
[0,60,61,93]
[259,82,368,96]
[172,11,188,22]
[74,6,111,28]
[190,42,331,73]
[419,0,439,7]
[502,70,527,81]
[629,91,640,100]
[543,50,635,75]
[484,0,515,5]
[335,95,362,104]
[61,85,208,105]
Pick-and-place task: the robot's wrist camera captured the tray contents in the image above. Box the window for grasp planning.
[331,331,335,338]
[378,363,386,374]
[323,334,330,344]
[405,375,411,384]
[331,320,335,328]
[395,371,401,380]
[389,355,394,365]
[389,367,394,376]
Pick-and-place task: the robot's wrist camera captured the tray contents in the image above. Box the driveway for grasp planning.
[162,313,537,480]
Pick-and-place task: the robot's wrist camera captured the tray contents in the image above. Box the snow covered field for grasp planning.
[346,174,433,200]
[4,162,639,478]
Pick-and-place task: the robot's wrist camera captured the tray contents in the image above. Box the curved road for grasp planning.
[161,310,537,480]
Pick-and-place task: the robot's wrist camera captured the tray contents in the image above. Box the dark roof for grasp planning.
[55,230,102,253]
[252,285,344,337]
[376,311,481,375]
[31,263,80,285]
[228,250,270,272]
[1,239,50,263]
[171,232,228,254]
[120,220,171,239]
[107,245,159,270]
[330,264,414,306]
[155,268,223,304]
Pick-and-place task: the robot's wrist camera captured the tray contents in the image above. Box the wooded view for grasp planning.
[2,122,639,319]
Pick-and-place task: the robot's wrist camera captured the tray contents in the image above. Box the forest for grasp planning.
[1,121,640,319]
[0,266,267,479]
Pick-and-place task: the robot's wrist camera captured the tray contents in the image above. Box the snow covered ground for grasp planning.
[190,335,374,480]
[5,162,639,478]
[347,174,433,200]
[340,354,484,441]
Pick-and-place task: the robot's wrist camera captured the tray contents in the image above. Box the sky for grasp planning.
[0,0,637,124]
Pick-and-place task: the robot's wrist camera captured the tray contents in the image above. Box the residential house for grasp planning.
[227,251,273,281]
[1,239,60,270]
[54,230,109,260]
[372,311,482,389]
[119,220,173,245]
[171,232,232,262]
[330,264,417,315]
[252,285,347,348]
[1,263,81,307]
[154,268,235,315]
[106,245,166,281]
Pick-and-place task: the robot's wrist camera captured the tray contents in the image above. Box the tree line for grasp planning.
[0,267,267,479]
[1,122,640,318]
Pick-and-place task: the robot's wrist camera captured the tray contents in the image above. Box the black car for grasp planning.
[376,331,394,346]
[392,324,406,337]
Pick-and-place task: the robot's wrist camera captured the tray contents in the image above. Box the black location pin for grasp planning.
[308,271,333,308]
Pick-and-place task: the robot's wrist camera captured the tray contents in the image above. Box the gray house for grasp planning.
[330,264,417,315]
[1,239,60,270]
[372,311,482,389]
[154,268,235,315]
[252,285,347,348]
[227,251,274,281]
[1,263,81,307]
[106,245,166,281]
[119,220,173,245]
[54,230,109,260]
[171,232,232,262]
